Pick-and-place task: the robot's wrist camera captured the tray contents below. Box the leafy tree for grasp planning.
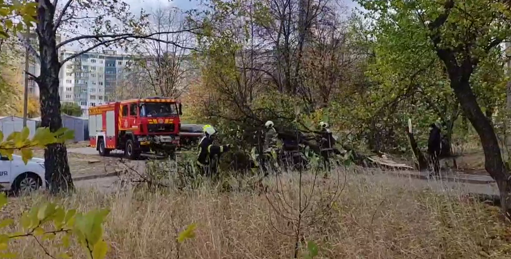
[358,0,511,215]
[61,102,82,117]
[13,0,200,194]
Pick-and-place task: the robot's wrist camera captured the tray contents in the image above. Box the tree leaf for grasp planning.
[92,240,108,259]
[177,223,197,243]
[0,193,7,209]
[0,219,13,229]
[0,252,17,258]
[20,148,32,165]
[307,241,318,257]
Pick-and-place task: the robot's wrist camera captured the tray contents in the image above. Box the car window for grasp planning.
[122,105,128,116]
[129,103,137,116]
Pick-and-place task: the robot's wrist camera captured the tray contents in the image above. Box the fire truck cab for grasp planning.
[88,97,182,159]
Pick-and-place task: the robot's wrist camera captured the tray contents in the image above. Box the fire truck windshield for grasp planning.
[140,102,178,117]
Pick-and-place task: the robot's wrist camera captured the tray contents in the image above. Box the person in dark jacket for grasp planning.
[196,125,230,176]
[428,123,441,174]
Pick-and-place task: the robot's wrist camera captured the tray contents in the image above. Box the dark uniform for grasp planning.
[196,136,230,176]
[428,124,441,174]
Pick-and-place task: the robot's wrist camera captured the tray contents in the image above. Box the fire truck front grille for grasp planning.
[147,124,175,133]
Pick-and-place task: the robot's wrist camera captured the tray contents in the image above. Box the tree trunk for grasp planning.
[36,0,74,193]
[452,78,511,217]
[406,130,428,171]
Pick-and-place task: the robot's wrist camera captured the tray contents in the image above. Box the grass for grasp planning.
[3,167,511,259]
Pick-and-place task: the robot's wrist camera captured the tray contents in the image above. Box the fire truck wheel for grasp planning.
[125,139,140,160]
[98,139,110,156]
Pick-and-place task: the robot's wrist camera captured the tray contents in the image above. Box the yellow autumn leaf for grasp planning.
[177,223,197,243]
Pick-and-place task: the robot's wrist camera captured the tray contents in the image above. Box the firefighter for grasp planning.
[263,121,278,152]
[428,123,441,175]
[318,122,342,169]
[262,120,279,174]
[196,125,231,177]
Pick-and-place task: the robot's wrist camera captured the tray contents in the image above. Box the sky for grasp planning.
[124,0,360,13]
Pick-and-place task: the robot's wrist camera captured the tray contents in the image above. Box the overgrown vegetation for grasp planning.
[8,169,511,258]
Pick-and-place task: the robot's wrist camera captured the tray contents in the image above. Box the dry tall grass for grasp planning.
[4,170,511,259]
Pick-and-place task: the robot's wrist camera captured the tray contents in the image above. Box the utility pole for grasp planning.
[22,25,30,127]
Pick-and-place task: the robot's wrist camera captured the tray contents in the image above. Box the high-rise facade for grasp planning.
[59,50,131,116]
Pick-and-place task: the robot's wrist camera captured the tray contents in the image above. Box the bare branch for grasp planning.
[54,0,75,32]
[56,29,199,49]
[16,33,40,61]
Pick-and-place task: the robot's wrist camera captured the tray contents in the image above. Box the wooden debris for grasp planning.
[87,160,101,164]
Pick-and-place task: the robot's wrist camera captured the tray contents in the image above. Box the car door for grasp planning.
[0,156,11,183]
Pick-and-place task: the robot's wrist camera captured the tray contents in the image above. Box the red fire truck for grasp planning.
[88,97,182,159]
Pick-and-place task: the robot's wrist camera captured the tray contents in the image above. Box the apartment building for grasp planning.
[59,50,132,116]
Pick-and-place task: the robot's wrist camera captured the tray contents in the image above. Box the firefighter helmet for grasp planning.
[203,125,216,136]
[319,121,329,128]
[265,121,274,128]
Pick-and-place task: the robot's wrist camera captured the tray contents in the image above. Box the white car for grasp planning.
[0,155,45,194]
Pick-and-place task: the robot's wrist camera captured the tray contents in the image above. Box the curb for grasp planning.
[73,171,120,182]
[387,171,494,185]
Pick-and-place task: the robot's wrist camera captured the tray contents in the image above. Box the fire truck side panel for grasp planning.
[88,103,116,149]
[88,114,97,147]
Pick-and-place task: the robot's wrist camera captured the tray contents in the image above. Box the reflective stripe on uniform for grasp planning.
[207,145,212,153]
[220,146,224,152]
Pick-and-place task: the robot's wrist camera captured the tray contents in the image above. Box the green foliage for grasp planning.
[352,0,510,152]
[304,241,319,259]
[0,193,109,258]
[0,127,74,164]
[61,102,83,117]
[177,223,197,243]
[0,0,37,38]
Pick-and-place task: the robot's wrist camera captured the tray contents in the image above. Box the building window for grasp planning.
[91,73,96,77]
[66,95,71,99]
[91,103,96,106]
[80,101,86,106]
[66,80,72,83]
[78,80,84,84]
[92,81,96,85]
[91,59,96,63]
[90,95,96,100]
[66,73,72,76]
[99,82,103,85]
[90,88,96,92]
[66,87,72,91]
[117,61,123,66]
[98,96,103,100]
[91,66,96,71]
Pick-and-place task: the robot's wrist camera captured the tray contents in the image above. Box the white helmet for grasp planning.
[319,121,329,128]
[265,120,274,128]
[203,125,216,136]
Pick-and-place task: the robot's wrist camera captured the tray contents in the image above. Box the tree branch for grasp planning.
[428,0,454,31]
[54,0,74,32]
[25,71,39,83]
[56,29,199,49]
[16,33,40,61]
[486,37,504,53]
